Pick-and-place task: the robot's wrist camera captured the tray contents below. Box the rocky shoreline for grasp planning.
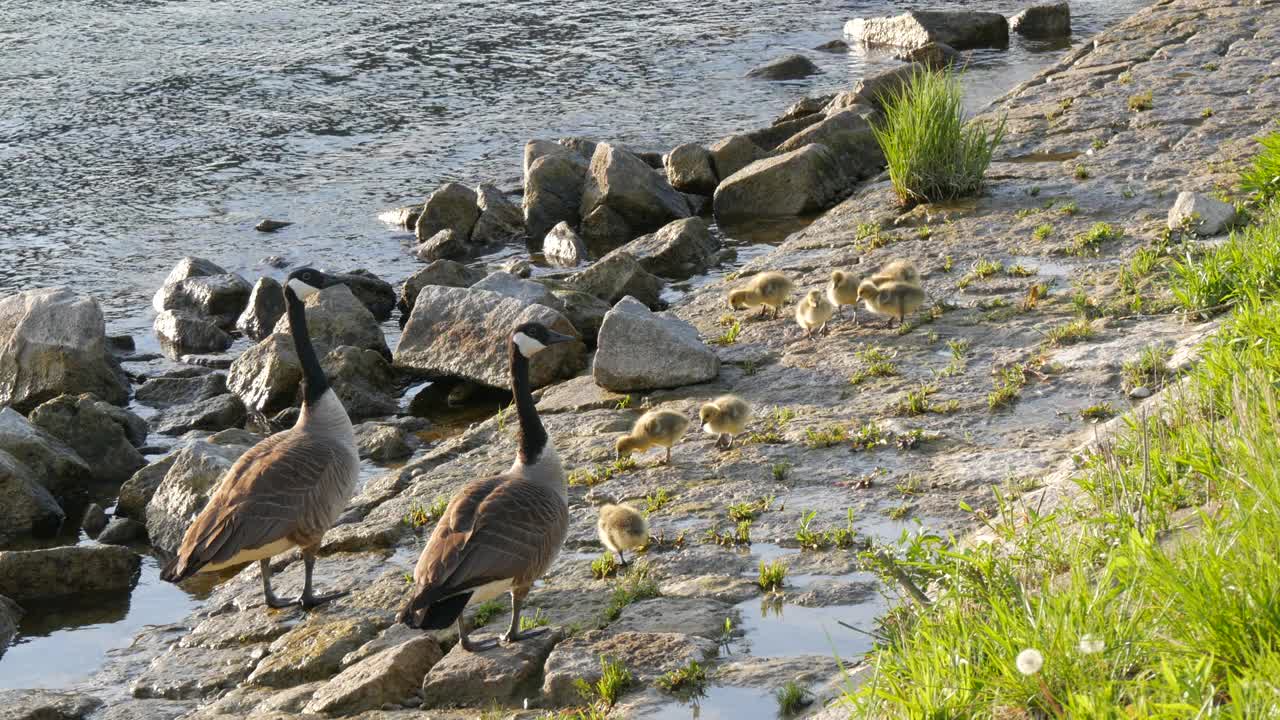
[3,0,1278,717]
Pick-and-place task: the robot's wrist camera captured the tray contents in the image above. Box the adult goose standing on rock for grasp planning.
[398,322,576,651]
[161,268,360,610]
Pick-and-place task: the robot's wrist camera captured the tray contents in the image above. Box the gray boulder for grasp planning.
[708,135,767,181]
[775,107,874,155]
[744,113,825,153]
[153,310,233,355]
[82,503,108,536]
[354,424,414,463]
[150,393,247,436]
[1010,3,1071,38]
[0,287,129,412]
[0,450,65,543]
[471,184,525,245]
[619,217,718,280]
[845,10,1009,51]
[414,182,480,244]
[333,270,397,322]
[579,204,633,255]
[399,260,485,317]
[304,636,443,715]
[543,221,590,267]
[665,143,718,196]
[775,95,836,125]
[322,346,399,420]
[227,334,302,415]
[1,594,21,659]
[0,407,92,496]
[542,630,717,706]
[850,62,926,110]
[593,296,719,391]
[270,284,388,357]
[0,690,102,720]
[151,258,251,330]
[414,228,468,262]
[523,150,589,242]
[28,394,145,484]
[96,517,147,545]
[472,271,563,311]
[550,290,612,346]
[713,144,849,225]
[384,205,420,229]
[579,143,691,249]
[1168,191,1236,236]
[0,544,140,600]
[503,259,534,278]
[136,372,228,409]
[558,136,600,160]
[94,399,148,447]
[394,286,583,390]
[421,629,562,707]
[145,439,251,554]
[566,251,665,307]
[896,41,962,68]
[746,54,822,80]
[115,453,179,522]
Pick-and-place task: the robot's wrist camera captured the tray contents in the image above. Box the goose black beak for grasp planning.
[545,330,577,345]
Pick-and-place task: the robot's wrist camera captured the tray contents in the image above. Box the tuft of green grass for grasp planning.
[805,425,847,448]
[644,488,671,516]
[728,495,774,522]
[601,562,659,622]
[1122,345,1173,392]
[1079,402,1117,421]
[1201,107,1215,119]
[987,364,1028,410]
[615,394,632,410]
[591,552,619,580]
[1074,164,1090,180]
[520,608,550,632]
[713,319,742,345]
[1059,200,1079,216]
[850,421,889,452]
[849,347,900,385]
[575,656,633,709]
[656,660,709,697]
[776,681,809,716]
[772,462,791,483]
[1033,223,1053,241]
[872,67,1006,206]
[1127,90,1153,112]
[972,257,1003,279]
[758,560,787,592]
[896,384,955,416]
[404,496,448,529]
[1172,208,1280,311]
[1044,317,1095,346]
[568,457,638,487]
[1070,222,1121,256]
[472,599,506,627]
[794,508,861,551]
[1241,132,1280,203]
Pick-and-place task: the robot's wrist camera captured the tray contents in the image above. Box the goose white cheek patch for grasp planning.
[288,278,320,299]
[512,332,546,357]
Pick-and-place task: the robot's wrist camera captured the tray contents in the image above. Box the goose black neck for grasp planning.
[510,342,546,465]
[285,287,329,407]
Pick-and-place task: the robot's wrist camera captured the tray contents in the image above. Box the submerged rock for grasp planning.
[895,41,961,69]
[96,516,147,545]
[82,502,108,536]
[713,143,849,225]
[579,143,691,249]
[304,635,443,715]
[144,439,251,554]
[0,594,21,659]
[420,628,563,707]
[395,286,584,390]
[0,286,129,412]
[1168,191,1236,236]
[746,53,822,80]
[0,690,102,720]
[28,393,146,484]
[845,10,1009,51]
[255,219,292,232]
[0,544,141,600]
[1010,2,1071,38]
[544,221,590,267]
[593,296,719,391]
[414,182,480,245]
[619,217,719,280]
[0,450,65,543]
[665,143,719,196]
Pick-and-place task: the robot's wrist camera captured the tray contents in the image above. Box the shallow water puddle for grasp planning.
[638,685,780,720]
[731,594,884,659]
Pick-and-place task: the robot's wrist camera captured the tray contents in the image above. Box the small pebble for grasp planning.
[255,219,293,233]
[261,254,289,268]
[1129,386,1152,399]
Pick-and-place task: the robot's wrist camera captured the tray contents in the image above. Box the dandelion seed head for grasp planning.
[1078,634,1105,655]
[1016,648,1044,675]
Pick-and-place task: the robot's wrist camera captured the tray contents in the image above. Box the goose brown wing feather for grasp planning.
[170,431,343,574]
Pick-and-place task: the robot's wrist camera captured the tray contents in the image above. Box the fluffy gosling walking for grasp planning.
[616,409,690,464]
[857,279,925,328]
[827,271,860,320]
[699,395,750,449]
[597,503,648,566]
[727,271,794,319]
[870,259,921,285]
[795,289,835,338]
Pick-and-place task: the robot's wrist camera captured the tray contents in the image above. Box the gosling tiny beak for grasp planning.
[545,330,577,345]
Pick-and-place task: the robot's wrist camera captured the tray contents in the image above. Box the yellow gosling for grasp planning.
[795,288,835,338]
[699,395,751,449]
[597,503,648,566]
[616,409,690,464]
[727,271,794,319]
[857,279,925,328]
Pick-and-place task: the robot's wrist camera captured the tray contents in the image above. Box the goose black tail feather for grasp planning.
[160,555,200,584]
[398,588,472,630]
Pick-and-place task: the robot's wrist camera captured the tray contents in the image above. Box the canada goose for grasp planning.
[161,268,359,610]
[616,409,690,464]
[870,259,921,285]
[857,279,926,328]
[795,289,835,338]
[597,503,648,566]
[398,322,575,651]
[827,270,861,320]
[699,395,750,449]
[727,271,794,319]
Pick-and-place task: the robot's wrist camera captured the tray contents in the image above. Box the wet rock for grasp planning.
[523,149,589,242]
[136,372,228,409]
[544,221,590,267]
[579,143,691,249]
[116,453,178,522]
[1168,191,1236,236]
[1010,2,1071,38]
[323,346,400,420]
[0,544,141,600]
[399,260,485,317]
[579,204,633,254]
[270,283,388,357]
[179,608,291,650]
[550,290,611,346]
[566,251,665,308]
[0,690,102,720]
[609,596,734,639]
[814,38,850,52]
[744,113,826,153]
[665,143,718,196]
[255,219,292,232]
[0,407,92,496]
[0,594,21,659]
[227,334,303,415]
[96,516,147,545]
[341,624,424,669]
[333,270,398,322]
[472,271,564,311]
[414,228,469,262]
[708,134,767,181]
[247,617,379,688]
[746,53,822,80]
[594,297,719,391]
[106,334,135,355]
[395,286,584,391]
[420,628,563,707]
[558,136,600,160]
[414,182,480,245]
[177,353,233,370]
[385,205,421,229]
[153,310,233,355]
[713,144,848,225]
[775,108,877,161]
[304,636,444,715]
[659,575,761,604]
[471,183,525,245]
[845,10,1009,51]
[619,217,718,280]
[152,267,251,330]
[130,645,260,700]
[541,630,717,705]
[0,286,129,412]
[95,398,149,447]
[28,393,146,483]
[504,259,534,279]
[150,393,247,436]
[145,439,250,554]
[1129,386,1153,399]
[775,95,836,125]
[355,423,414,462]
[82,502,108,535]
[95,700,194,720]
[895,41,961,69]
[247,682,323,715]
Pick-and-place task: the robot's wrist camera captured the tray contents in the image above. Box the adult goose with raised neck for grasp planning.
[161,267,360,610]
[398,322,575,651]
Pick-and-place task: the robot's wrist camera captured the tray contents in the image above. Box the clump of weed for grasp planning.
[776,681,809,715]
[1080,402,1117,421]
[1128,90,1153,112]
[1044,318,1096,346]
[575,657,633,709]
[758,560,787,592]
[656,660,709,698]
[988,363,1028,410]
[849,347,900,385]
[1122,345,1173,392]
[1070,222,1121,256]
[1033,223,1053,241]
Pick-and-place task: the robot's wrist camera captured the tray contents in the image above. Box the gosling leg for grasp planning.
[724,433,735,450]
[260,559,296,609]
[616,549,628,567]
[503,586,546,644]
[299,548,348,610]
[664,446,672,464]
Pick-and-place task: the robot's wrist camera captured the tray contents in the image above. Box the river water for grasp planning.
[0,0,1144,697]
